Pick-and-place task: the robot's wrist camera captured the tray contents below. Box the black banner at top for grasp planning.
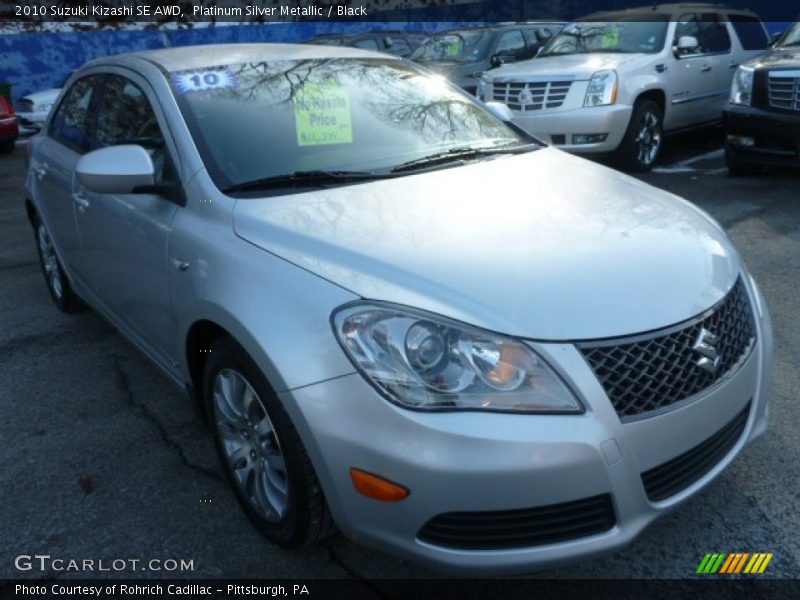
[0,0,797,25]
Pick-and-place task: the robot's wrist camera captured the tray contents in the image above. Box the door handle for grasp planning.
[729,62,739,69]
[171,257,190,272]
[701,65,712,73]
[72,193,90,211]
[32,165,47,180]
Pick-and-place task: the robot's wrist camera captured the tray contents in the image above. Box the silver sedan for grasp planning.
[25,44,772,574]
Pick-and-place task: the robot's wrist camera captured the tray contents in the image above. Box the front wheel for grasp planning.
[34,219,84,313]
[615,100,664,172]
[203,337,334,548]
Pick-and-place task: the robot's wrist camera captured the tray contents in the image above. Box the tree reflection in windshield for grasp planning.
[171,58,524,190]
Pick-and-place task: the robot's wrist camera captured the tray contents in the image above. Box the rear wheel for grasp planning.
[0,140,14,154]
[203,337,334,548]
[725,146,762,176]
[34,219,83,313]
[616,99,664,172]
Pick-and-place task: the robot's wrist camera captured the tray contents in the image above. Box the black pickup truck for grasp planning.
[724,20,800,174]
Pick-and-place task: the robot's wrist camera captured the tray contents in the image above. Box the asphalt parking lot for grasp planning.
[1,132,798,583]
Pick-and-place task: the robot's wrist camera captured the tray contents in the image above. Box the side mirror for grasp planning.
[384,36,394,48]
[535,45,545,57]
[484,101,514,122]
[76,145,155,194]
[674,35,700,56]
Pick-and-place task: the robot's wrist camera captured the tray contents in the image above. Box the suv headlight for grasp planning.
[584,70,618,107]
[332,303,583,413]
[476,75,489,101]
[730,66,754,106]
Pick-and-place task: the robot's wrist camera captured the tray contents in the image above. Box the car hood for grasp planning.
[488,53,652,81]
[745,47,800,70]
[232,148,740,340]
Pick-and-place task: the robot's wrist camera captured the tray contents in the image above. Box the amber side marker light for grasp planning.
[349,468,409,502]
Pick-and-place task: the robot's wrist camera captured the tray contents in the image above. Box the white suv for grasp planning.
[478,4,770,171]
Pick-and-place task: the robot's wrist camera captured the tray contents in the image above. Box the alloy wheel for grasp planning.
[213,368,289,522]
[37,223,63,300]
[634,109,662,168]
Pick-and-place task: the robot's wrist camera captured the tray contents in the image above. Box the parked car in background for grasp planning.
[16,88,61,135]
[26,43,772,573]
[724,18,800,174]
[307,30,426,57]
[478,4,770,171]
[409,23,564,95]
[0,93,19,154]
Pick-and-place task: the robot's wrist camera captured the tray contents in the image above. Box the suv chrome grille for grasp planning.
[491,81,572,111]
[768,72,800,111]
[579,278,756,420]
[15,99,34,113]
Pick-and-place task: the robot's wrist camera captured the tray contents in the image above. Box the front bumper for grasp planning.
[282,277,772,574]
[510,104,633,154]
[724,103,800,168]
[16,112,47,136]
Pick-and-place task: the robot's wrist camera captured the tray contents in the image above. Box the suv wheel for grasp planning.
[34,219,84,312]
[203,337,334,548]
[617,99,664,172]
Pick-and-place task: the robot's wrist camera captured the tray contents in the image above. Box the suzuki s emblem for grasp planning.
[517,89,534,105]
[693,328,722,375]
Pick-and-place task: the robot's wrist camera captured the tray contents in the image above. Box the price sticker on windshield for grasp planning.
[602,27,620,48]
[173,69,237,93]
[293,81,353,146]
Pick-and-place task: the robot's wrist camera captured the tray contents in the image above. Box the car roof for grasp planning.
[580,3,760,20]
[87,43,396,72]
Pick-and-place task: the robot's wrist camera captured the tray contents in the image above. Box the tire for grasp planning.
[615,99,664,172]
[725,146,761,176]
[203,336,334,548]
[33,218,84,313]
[0,140,14,154]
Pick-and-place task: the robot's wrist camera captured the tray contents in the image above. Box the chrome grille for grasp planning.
[491,80,572,111]
[768,72,800,111]
[579,278,756,420]
[15,99,34,113]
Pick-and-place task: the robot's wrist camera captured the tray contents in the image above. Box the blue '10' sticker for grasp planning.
[173,69,236,93]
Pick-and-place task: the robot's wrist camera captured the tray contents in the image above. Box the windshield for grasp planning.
[410,31,494,63]
[775,21,800,47]
[170,58,526,190]
[540,17,669,56]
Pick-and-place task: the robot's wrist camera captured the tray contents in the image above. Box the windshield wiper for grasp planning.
[390,143,540,173]
[222,170,391,194]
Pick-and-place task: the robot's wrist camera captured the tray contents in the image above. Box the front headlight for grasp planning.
[476,76,488,101]
[38,103,53,112]
[730,66,754,106]
[584,69,618,107]
[332,303,583,413]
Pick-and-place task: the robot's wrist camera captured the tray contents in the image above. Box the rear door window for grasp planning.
[48,76,100,153]
[698,14,732,54]
[729,14,769,50]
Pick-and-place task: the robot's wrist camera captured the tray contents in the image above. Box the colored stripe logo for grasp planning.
[696,552,773,574]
